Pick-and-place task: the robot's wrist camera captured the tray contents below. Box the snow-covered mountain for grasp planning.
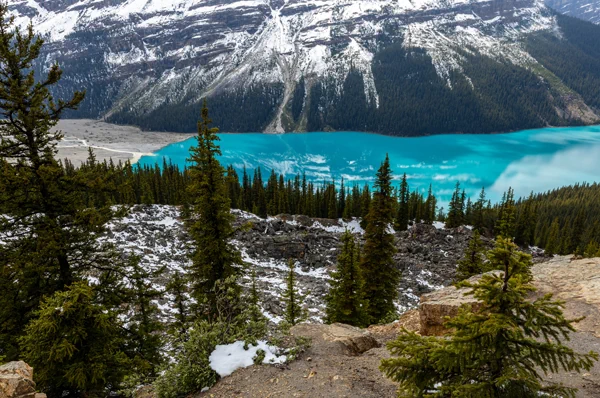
[546,0,600,24]
[8,0,600,134]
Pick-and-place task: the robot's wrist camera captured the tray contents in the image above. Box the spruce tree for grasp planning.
[325,231,369,327]
[381,237,598,397]
[166,271,190,338]
[496,187,516,238]
[515,192,537,246]
[361,155,399,323]
[395,173,410,231]
[0,7,124,360]
[20,282,129,398]
[545,218,560,256]
[186,101,241,318]
[125,257,164,381]
[473,187,487,231]
[246,266,267,339]
[455,230,486,282]
[282,259,308,327]
[446,182,464,228]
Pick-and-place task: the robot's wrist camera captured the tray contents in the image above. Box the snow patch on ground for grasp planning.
[209,340,286,377]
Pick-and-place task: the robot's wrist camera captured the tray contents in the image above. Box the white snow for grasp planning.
[209,340,286,377]
[433,221,446,230]
[9,0,559,126]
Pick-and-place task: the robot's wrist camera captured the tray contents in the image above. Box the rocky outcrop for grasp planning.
[419,256,600,337]
[419,282,481,336]
[532,256,600,338]
[290,323,380,356]
[0,362,45,398]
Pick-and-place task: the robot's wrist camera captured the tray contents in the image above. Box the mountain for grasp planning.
[8,0,600,134]
[545,0,600,24]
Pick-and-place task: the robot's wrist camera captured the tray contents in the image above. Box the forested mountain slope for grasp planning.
[545,0,600,24]
[8,0,600,134]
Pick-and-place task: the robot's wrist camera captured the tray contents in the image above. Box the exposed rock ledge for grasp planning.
[198,256,600,397]
[0,361,45,398]
[418,255,600,397]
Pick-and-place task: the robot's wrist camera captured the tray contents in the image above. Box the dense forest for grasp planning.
[53,154,600,257]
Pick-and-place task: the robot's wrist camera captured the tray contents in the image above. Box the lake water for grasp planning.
[138,125,600,204]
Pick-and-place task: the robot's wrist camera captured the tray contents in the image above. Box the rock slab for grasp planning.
[290,323,380,356]
[0,362,45,398]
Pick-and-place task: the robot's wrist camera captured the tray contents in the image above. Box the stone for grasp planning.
[0,362,36,398]
[290,323,380,356]
[419,277,482,336]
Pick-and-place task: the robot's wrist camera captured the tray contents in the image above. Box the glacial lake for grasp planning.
[138,125,600,204]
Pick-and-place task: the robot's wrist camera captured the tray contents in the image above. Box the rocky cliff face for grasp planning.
[9,0,599,133]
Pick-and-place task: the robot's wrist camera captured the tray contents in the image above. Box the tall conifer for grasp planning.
[361,155,399,323]
[325,231,369,327]
[187,101,241,318]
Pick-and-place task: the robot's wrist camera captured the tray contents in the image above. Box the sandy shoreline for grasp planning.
[55,119,195,165]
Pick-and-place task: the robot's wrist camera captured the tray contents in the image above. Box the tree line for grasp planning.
[60,153,600,256]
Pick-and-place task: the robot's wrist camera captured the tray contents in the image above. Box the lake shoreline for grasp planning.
[55,119,195,165]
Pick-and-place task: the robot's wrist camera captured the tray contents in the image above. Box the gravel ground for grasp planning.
[55,119,194,165]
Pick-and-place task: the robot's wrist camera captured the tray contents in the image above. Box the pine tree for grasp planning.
[423,184,436,225]
[446,182,464,228]
[125,257,164,381]
[361,155,399,323]
[395,173,410,231]
[166,271,190,339]
[473,187,487,231]
[282,259,308,327]
[496,187,517,238]
[455,230,486,282]
[381,237,598,397]
[186,101,242,318]
[246,267,267,339]
[325,231,369,327]
[546,218,560,256]
[515,192,537,246]
[0,7,124,360]
[20,282,129,398]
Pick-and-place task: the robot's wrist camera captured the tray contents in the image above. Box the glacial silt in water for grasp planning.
[138,125,600,203]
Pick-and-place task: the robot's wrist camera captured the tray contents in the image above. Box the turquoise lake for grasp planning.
[138,125,600,205]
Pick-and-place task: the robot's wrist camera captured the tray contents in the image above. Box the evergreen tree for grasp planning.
[515,192,537,246]
[473,187,487,231]
[20,282,129,398]
[381,237,598,397]
[166,271,190,339]
[246,267,267,339]
[125,257,164,381]
[423,184,436,225]
[496,187,517,238]
[455,230,486,282]
[446,182,465,228]
[395,173,410,231]
[0,7,124,360]
[282,259,308,327]
[361,155,399,323]
[325,231,369,327]
[186,101,242,318]
[545,218,560,256]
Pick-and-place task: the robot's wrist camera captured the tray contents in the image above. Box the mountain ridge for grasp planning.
[8,0,600,134]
